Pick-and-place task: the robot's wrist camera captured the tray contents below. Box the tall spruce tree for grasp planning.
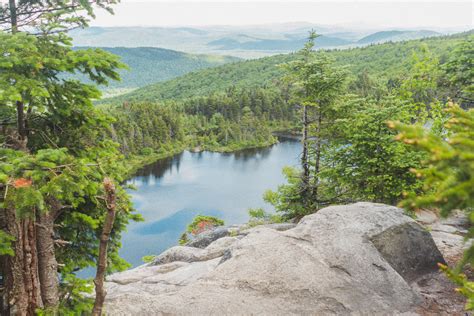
[0,1,139,314]
[273,31,347,216]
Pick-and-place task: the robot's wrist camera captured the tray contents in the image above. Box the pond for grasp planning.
[121,137,301,267]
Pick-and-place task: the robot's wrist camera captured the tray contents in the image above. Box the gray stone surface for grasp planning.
[151,236,239,265]
[371,222,445,281]
[105,202,447,315]
[185,226,231,248]
[416,210,438,225]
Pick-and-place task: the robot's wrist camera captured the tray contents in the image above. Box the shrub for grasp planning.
[178,215,225,245]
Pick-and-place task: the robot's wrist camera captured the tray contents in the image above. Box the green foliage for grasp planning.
[140,148,155,156]
[70,47,238,92]
[186,215,224,235]
[0,0,119,34]
[266,40,457,218]
[248,208,283,225]
[106,87,292,157]
[0,230,14,256]
[443,35,474,108]
[36,274,94,315]
[264,167,308,219]
[179,215,224,245]
[0,12,142,314]
[102,32,472,105]
[178,232,189,245]
[107,102,185,155]
[394,103,473,218]
[274,31,349,211]
[439,264,474,310]
[0,31,126,153]
[398,44,441,108]
[141,255,156,263]
[282,34,348,108]
[393,103,474,308]
[326,96,426,204]
[55,274,94,315]
[248,208,267,219]
[0,146,141,277]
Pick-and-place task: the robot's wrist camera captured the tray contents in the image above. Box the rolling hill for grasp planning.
[100,31,472,104]
[208,35,351,51]
[357,30,440,44]
[72,47,238,94]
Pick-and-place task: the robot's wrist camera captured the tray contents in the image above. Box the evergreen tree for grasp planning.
[276,31,348,214]
[0,1,139,313]
[326,95,425,204]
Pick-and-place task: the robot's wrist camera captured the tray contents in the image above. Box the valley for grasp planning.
[0,0,472,313]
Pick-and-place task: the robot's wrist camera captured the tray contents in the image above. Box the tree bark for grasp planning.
[0,203,8,315]
[15,101,28,152]
[92,178,117,316]
[301,104,310,201]
[36,210,59,309]
[4,207,43,316]
[312,111,323,206]
[8,0,18,33]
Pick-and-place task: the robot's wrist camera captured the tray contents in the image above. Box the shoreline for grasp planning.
[124,134,289,178]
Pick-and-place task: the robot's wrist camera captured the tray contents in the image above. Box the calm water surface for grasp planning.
[121,138,301,267]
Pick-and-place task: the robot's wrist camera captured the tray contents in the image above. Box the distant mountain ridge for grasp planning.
[358,30,440,44]
[208,35,351,51]
[71,24,448,58]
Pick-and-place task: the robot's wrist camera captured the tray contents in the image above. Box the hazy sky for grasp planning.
[91,0,473,29]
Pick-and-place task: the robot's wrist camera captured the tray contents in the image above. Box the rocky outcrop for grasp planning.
[104,203,452,315]
[184,223,296,248]
[421,210,471,263]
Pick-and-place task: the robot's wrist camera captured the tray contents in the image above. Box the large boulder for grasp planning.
[105,202,446,315]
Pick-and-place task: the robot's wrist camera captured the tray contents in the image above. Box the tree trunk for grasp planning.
[4,208,43,315]
[15,102,28,152]
[0,202,8,315]
[8,0,18,33]
[36,211,59,309]
[301,104,310,201]
[312,111,323,206]
[92,178,117,316]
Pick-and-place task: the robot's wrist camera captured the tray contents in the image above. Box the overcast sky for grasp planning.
[90,0,473,29]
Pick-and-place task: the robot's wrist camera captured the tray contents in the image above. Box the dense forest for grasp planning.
[70,47,238,94]
[103,32,472,162]
[102,31,471,104]
[107,87,294,156]
[0,0,473,314]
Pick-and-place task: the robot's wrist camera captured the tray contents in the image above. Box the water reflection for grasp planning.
[138,209,224,235]
[121,138,301,267]
[133,152,184,180]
